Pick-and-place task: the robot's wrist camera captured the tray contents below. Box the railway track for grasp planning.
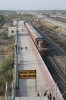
[47,56,66,83]
[32,23,66,74]
[42,56,66,99]
[0,20,6,26]
[32,24,66,74]
[38,21,66,52]
[29,21,66,99]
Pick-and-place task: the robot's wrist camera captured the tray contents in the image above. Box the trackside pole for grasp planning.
[35,70,37,92]
[35,78,37,92]
[56,83,57,100]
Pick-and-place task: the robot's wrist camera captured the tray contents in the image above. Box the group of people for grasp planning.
[20,47,28,50]
[37,92,56,100]
[15,45,28,51]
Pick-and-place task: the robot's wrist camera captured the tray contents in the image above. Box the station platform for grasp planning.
[14,21,63,100]
[15,97,48,100]
[16,21,46,97]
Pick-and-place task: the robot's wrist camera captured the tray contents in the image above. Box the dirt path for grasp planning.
[0,96,4,100]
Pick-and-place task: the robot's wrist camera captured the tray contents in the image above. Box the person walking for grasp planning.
[25,47,28,50]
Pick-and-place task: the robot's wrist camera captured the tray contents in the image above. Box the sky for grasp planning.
[0,0,66,10]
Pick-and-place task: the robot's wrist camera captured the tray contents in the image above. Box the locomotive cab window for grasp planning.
[40,43,44,46]
[38,40,44,45]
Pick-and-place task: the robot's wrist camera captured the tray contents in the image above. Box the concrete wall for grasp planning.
[8,27,16,37]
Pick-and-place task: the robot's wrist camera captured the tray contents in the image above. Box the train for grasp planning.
[25,22,49,55]
[51,16,66,23]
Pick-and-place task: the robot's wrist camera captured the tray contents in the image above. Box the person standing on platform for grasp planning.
[25,47,28,51]
[37,93,40,97]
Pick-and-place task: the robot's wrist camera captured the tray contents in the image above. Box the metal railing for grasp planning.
[4,83,16,100]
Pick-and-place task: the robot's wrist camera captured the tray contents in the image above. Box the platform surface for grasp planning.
[16,21,46,97]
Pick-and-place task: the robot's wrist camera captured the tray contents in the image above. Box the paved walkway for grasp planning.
[16,21,46,97]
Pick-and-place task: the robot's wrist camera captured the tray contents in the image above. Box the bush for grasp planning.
[0,34,15,96]
[53,25,58,29]
[2,57,14,72]
[0,55,14,95]
[0,15,4,23]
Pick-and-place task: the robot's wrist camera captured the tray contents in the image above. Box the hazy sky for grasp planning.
[0,0,66,10]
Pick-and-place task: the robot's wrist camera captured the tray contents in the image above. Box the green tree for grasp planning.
[0,15,4,23]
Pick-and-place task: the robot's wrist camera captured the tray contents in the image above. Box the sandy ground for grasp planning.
[40,19,66,35]
[0,96,4,100]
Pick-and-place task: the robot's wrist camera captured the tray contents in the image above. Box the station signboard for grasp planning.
[19,70,36,79]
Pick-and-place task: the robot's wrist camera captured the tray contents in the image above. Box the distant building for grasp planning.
[13,20,18,26]
[21,11,25,14]
[5,14,8,17]
[8,27,16,37]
